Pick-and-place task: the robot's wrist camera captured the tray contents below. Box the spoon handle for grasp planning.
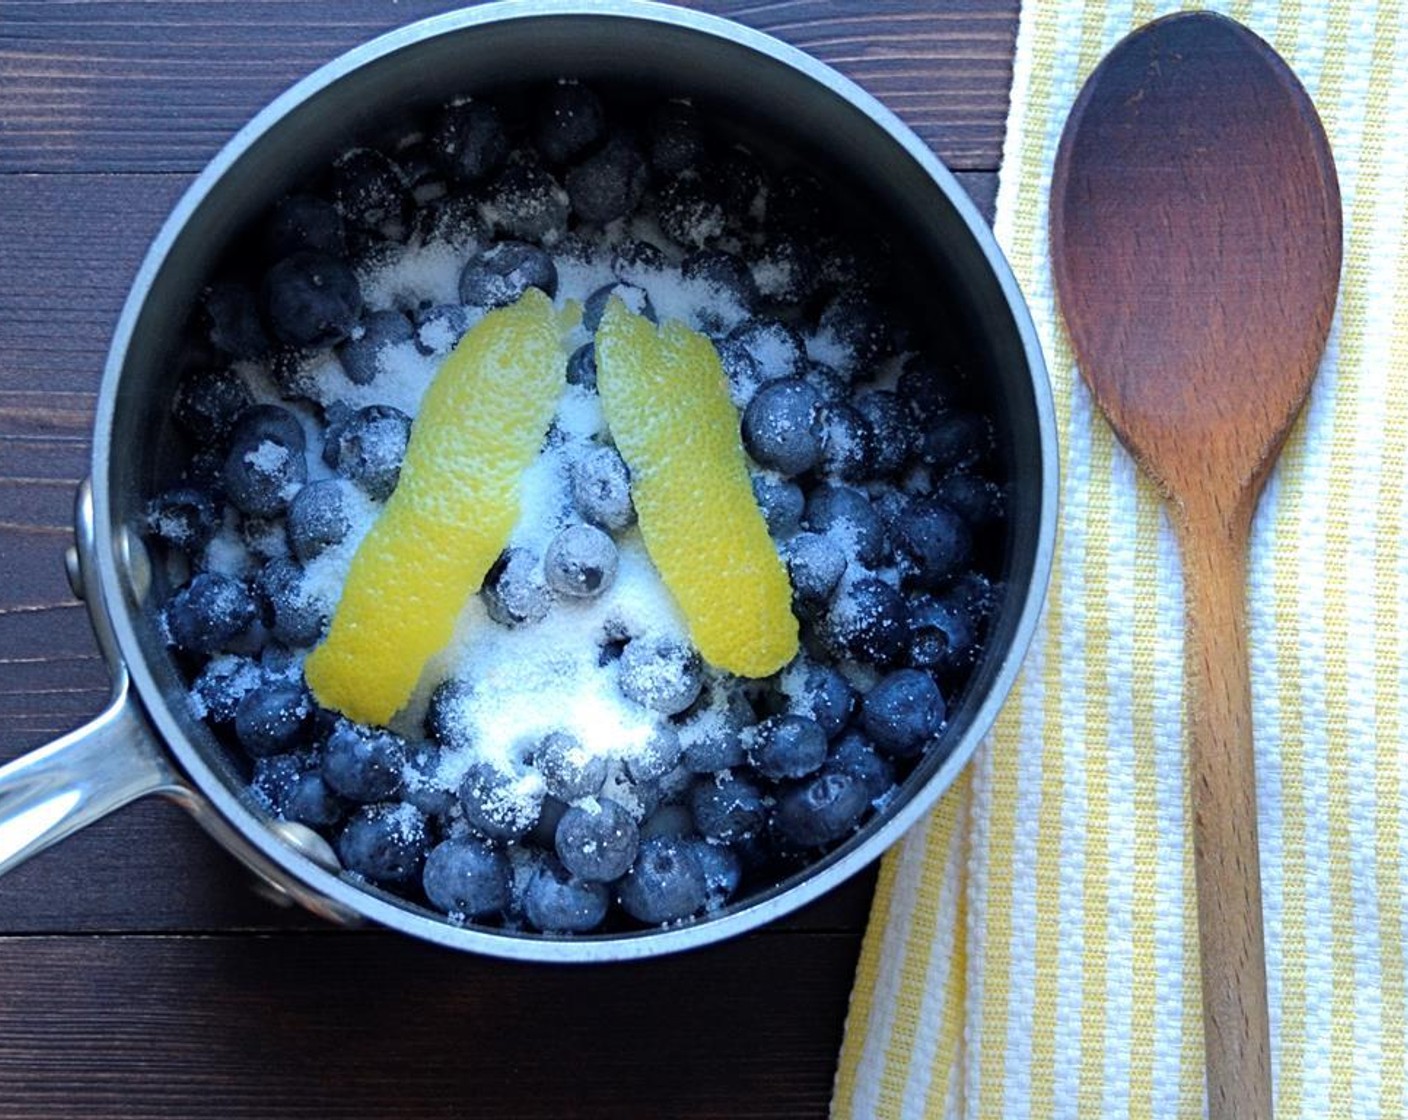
[1178,511,1273,1120]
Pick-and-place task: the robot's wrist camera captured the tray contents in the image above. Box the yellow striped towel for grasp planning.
[832,0,1408,1116]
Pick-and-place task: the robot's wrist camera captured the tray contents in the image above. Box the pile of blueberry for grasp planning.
[147,81,1007,934]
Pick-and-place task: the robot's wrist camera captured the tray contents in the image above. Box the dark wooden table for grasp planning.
[0,3,1016,1115]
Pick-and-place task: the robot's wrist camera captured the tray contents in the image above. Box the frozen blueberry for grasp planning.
[749,713,827,780]
[583,281,656,332]
[337,803,429,885]
[775,770,869,847]
[459,761,543,843]
[422,837,510,919]
[623,725,684,785]
[254,557,327,647]
[263,194,346,261]
[817,290,893,375]
[412,302,474,357]
[565,133,648,224]
[689,773,766,843]
[829,729,897,805]
[322,719,407,802]
[337,309,414,386]
[751,473,805,537]
[285,479,349,562]
[921,409,992,472]
[693,838,743,908]
[861,668,946,758]
[815,402,877,482]
[262,251,363,349]
[424,677,473,749]
[656,172,725,248]
[803,484,887,568]
[618,635,704,715]
[617,835,708,925]
[681,249,759,323]
[678,687,752,772]
[483,547,553,627]
[783,659,855,738]
[611,238,668,282]
[535,730,607,801]
[569,444,634,531]
[234,675,312,758]
[190,655,260,723]
[742,377,822,476]
[855,391,920,477]
[750,234,817,304]
[164,572,257,654]
[326,404,410,501]
[144,486,218,555]
[533,82,605,164]
[932,473,1005,529]
[431,98,508,183]
[908,591,980,675]
[891,496,972,589]
[482,163,570,242]
[331,147,410,235]
[459,240,558,308]
[544,524,618,599]
[647,100,707,178]
[284,769,346,828]
[728,318,808,383]
[222,406,307,518]
[565,342,597,390]
[824,577,911,666]
[172,368,253,445]
[782,532,847,606]
[555,798,639,883]
[523,855,610,932]
[201,282,271,360]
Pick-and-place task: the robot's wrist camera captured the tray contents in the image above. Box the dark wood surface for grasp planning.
[0,3,1016,1116]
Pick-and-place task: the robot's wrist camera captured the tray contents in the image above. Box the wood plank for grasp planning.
[0,930,863,1118]
[0,0,1017,174]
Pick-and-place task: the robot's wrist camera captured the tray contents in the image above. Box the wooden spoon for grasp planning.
[1049,12,1341,1118]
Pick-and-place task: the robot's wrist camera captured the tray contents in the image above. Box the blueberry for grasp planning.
[689,773,765,843]
[200,282,271,360]
[535,730,608,801]
[331,147,410,235]
[425,677,473,748]
[337,803,429,885]
[750,234,817,304]
[322,719,407,802]
[751,473,805,536]
[681,249,759,323]
[533,82,605,164]
[250,753,305,814]
[855,391,920,477]
[459,761,543,842]
[431,98,508,183]
[715,144,767,229]
[908,591,980,675]
[523,856,610,932]
[422,837,510,919]
[861,668,946,758]
[401,742,459,817]
[748,713,827,780]
[414,193,487,249]
[617,836,708,925]
[611,239,668,282]
[172,368,253,444]
[803,484,887,568]
[570,444,634,531]
[677,688,752,772]
[326,404,410,501]
[254,557,327,647]
[222,404,307,518]
[829,729,897,805]
[769,168,827,232]
[583,282,656,332]
[566,342,597,390]
[555,798,639,882]
[804,360,849,402]
[692,838,743,908]
[817,290,893,375]
[896,355,952,420]
[263,194,346,261]
[412,302,474,357]
[565,133,648,224]
[234,674,312,758]
[638,803,694,840]
[459,241,558,308]
[932,473,1006,528]
[283,769,346,828]
[164,572,257,654]
[482,547,553,627]
[921,410,992,472]
[190,655,260,723]
[656,172,725,248]
[529,796,571,851]
[337,308,414,386]
[782,659,855,737]
[144,486,218,555]
[891,496,972,589]
[623,725,684,784]
[775,770,870,847]
[617,635,704,715]
[285,478,349,562]
[482,163,570,243]
[544,524,618,599]
[727,318,808,383]
[262,251,363,349]
[742,377,822,476]
[824,577,912,666]
[815,402,877,482]
[782,532,847,604]
[647,100,707,178]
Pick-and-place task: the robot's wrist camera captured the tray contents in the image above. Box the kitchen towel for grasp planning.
[832,0,1408,1116]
